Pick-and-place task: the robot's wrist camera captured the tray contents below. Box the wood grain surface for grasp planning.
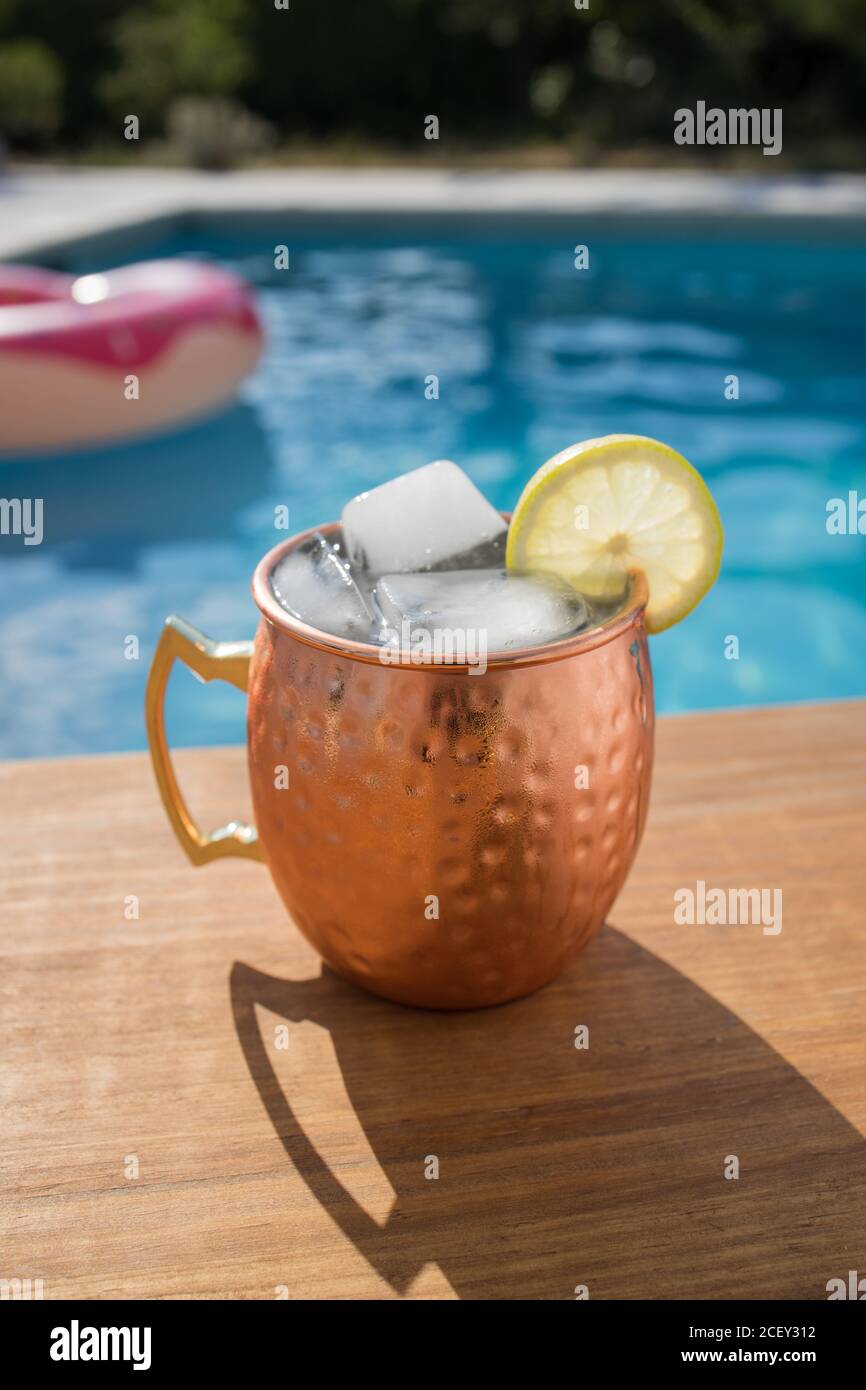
[1,700,865,1300]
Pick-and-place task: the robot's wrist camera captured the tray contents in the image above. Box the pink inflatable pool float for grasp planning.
[0,260,264,452]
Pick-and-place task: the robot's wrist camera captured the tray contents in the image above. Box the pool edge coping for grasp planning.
[3,166,866,261]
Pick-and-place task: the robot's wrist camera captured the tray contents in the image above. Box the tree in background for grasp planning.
[96,0,276,167]
[0,36,62,150]
[99,0,251,131]
[0,0,121,148]
[0,0,864,166]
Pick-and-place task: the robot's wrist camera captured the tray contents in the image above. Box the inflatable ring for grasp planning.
[0,260,264,453]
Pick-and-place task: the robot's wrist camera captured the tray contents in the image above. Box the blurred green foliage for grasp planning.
[99,0,251,127]
[0,0,864,162]
[0,38,62,142]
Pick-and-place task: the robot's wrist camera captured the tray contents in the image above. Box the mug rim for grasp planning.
[251,518,649,671]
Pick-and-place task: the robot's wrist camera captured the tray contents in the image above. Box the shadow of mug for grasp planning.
[231,925,866,1299]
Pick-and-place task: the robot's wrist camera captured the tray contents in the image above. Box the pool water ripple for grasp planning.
[0,223,864,757]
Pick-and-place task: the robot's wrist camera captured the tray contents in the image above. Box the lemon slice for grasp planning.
[506,434,723,633]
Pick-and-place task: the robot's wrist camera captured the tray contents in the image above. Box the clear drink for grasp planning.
[270,462,618,654]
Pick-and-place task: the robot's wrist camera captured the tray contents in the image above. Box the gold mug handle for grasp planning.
[145,616,263,865]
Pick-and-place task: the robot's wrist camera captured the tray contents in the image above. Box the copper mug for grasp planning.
[146,523,654,1010]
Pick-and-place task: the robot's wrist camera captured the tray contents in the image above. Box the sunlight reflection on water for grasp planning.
[1,223,864,756]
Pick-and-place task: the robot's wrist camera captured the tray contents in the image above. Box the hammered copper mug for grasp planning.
[146,523,654,1010]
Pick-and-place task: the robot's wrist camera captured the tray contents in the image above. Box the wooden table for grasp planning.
[2,701,865,1301]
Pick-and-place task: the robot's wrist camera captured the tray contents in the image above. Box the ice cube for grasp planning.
[375,568,590,653]
[341,460,507,574]
[271,532,376,641]
[430,530,507,571]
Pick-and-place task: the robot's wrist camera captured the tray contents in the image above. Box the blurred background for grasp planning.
[1,0,866,170]
[0,2,864,761]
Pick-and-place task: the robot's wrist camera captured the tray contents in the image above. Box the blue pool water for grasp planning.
[1,218,865,758]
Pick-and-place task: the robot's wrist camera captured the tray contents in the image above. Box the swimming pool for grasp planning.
[1,216,865,758]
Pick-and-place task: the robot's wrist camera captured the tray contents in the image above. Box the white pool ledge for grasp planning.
[2,166,866,261]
